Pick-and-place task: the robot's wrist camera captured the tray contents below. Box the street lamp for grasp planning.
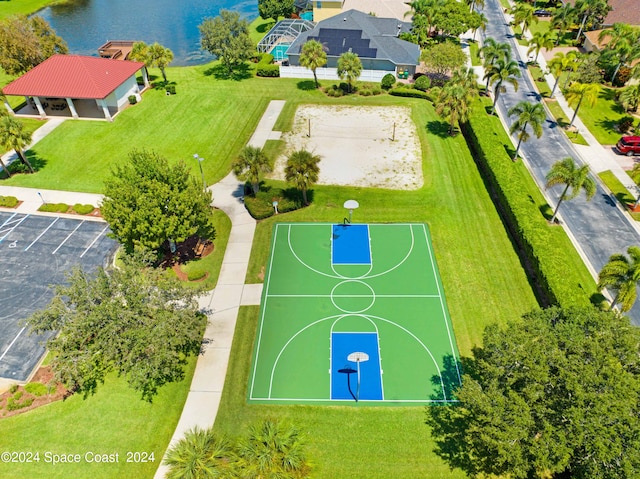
[193,154,206,190]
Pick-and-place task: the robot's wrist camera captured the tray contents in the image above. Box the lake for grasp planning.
[37,0,258,66]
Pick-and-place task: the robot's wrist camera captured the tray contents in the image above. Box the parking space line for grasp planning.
[0,327,25,363]
[52,220,85,254]
[24,217,60,251]
[0,212,17,228]
[80,225,109,258]
[0,214,30,243]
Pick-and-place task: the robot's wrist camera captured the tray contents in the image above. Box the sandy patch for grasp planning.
[271,105,423,190]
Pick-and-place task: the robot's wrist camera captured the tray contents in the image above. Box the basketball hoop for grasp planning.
[343,199,359,224]
[347,351,369,402]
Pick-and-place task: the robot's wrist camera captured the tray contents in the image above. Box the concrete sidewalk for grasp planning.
[153,100,284,479]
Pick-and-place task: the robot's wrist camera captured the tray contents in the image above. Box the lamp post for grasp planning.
[193,154,206,191]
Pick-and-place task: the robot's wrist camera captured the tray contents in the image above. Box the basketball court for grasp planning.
[248,222,462,405]
[0,212,117,382]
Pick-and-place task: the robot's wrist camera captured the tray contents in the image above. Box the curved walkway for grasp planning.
[153,100,285,479]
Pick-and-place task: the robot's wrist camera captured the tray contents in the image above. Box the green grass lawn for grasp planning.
[573,86,627,145]
[598,170,640,221]
[469,41,481,66]
[0,357,196,479]
[0,0,64,19]
[544,100,589,145]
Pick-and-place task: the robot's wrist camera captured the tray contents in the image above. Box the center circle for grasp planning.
[330,280,375,314]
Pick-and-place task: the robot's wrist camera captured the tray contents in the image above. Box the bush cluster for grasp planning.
[256,65,280,77]
[24,382,48,397]
[243,186,303,220]
[325,85,344,97]
[460,105,592,308]
[0,195,19,208]
[358,84,382,96]
[38,203,69,213]
[6,391,34,412]
[72,203,95,215]
[389,87,430,100]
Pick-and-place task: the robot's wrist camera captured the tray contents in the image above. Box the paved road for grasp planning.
[482,0,640,324]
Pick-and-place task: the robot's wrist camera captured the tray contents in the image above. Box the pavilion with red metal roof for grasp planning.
[1,55,147,121]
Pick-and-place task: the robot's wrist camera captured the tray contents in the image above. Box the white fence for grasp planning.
[279,66,392,82]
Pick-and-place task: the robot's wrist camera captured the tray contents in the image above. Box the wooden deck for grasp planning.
[97,41,138,60]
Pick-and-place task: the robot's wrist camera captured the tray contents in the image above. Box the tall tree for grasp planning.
[0,116,34,173]
[336,52,362,93]
[199,10,255,75]
[0,15,68,75]
[148,42,174,83]
[598,246,640,312]
[436,72,478,135]
[548,51,579,97]
[599,24,640,84]
[284,149,321,205]
[620,83,640,112]
[26,254,207,401]
[508,101,546,160]
[258,0,295,23]
[484,58,521,115]
[421,41,467,79]
[428,306,640,479]
[232,145,271,195]
[299,40,327,89]
[101,150,215,254]
[527,31,554,64]
[510,3,538,36]
[404,0,445,43]
[565,82,600,127]
[551,4,578,45]
[469,12,487,41]
[480,38,511,90]
[575,0,611,41]
[545,156,596,223]
[164,427,236,478]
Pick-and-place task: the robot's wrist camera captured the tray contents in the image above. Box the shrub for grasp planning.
[613,67,631,88]
[256,65,280,77]
[165,85,176,95]
[7,161,32,174]
[243,187,303,219]
[72,203,94,215]
[325,85,344,97]
[24,382,48,397]
[244,196,275,219]
[6,392,34,412]
[414,75,431,91]
[128,95,137,105]
[618,116,635,133]
[381,73,396,90]
[389,87,430,99]
[8,384,18,394]
[0,196,19,208]
[38,203,69,213]
[187,269,207,281]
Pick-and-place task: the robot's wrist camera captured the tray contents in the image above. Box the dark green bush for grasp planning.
[38,203,69,213]
[128,95,137,105]
[7,161,32,174]
[0,196,19,208]
[187,269,207,281]
[414,75,431,91]
[71,203,94,215]
[243,187,303,219]
[381,73,396,90]
[460,102,592,308]
[256,65,280,77]
[24,382,48,397]
[165,85,176,95]
[325,86,344,97]
[244,196,275,219]
[618,116,635,133]
[389,87,430,99]
[8,384,18,394]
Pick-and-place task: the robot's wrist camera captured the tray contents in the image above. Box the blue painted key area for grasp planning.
[332,224,371,265]
[331,332,382,401]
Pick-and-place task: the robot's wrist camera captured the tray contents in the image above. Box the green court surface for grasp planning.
[248,223,462,406]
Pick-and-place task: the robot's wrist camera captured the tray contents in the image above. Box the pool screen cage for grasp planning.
[257,19,316,58]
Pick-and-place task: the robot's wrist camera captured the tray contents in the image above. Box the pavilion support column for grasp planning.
[97,99,112,121]
[2,98,13,115]
[65,98,79,118]
[33,97,46,119]
[141,68,149,88]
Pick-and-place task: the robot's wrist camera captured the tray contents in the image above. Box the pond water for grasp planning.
[37,0,258,66]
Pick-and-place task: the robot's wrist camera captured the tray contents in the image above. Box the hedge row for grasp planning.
[460,103,592,309]
[389,87,430,100]
[243,187,302,220]
[256,65,280,77]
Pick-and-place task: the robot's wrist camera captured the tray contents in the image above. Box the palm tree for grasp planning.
[336,52,362,93]
[565,82,600,127]
[551,4,578,45]
[598,246,640,312]
[510,3,538,37]
[451,66,479,92]
[148,42,174,83]
[484,58,521,115]
[471,12,488,41]
[527,31,554,64]
[599,24,640,84]
[299,40,327,89]
[163,426,236,479]
[436,83,475,135]
[547,51,579,97]
[480,38,511,90]
[545,156,596,223]
[575,0,610,41]
[0,116,34,173]
[468,0,485,12]
[232,145,271,195]
[620,83,640,112]
[237,418,310,478]
[284,149,321,205]
[508,101,546,160]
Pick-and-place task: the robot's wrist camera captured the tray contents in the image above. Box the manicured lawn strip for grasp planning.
[247,98,539,355]
[462,98,598,308]
[469,41,481,66]
[214,307,467,479]
[528,65,551,97]
[574,86,627,145]
[598,170,640,221]
[167,208,232,289]
[0,357,196,479]
[544,100,589,145]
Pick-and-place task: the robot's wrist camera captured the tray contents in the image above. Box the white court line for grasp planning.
[52,220,84,254]
[0,327,26,363]
[24,217,59,251]
[0,214,29,243]
[80,225,109,258]
[250,397,459,403]
[267,294,441,298]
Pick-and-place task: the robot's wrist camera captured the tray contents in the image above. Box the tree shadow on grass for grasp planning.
[595,118,623,138]
[426,120,451,138]
[296,80,317,91]
[539,202,554,221]
[257,20,275,34]
[203,63,252,81]
[503,143,516,160]
[4,151,47,178]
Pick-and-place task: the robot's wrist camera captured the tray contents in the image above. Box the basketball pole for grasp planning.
[356,358,361,402]
[307,118,311,138]
[392,122,396,141]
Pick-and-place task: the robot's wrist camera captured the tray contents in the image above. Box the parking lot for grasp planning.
[0,212,117,382]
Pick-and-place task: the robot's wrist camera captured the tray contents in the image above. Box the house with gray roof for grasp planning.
[281,9,420,82]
